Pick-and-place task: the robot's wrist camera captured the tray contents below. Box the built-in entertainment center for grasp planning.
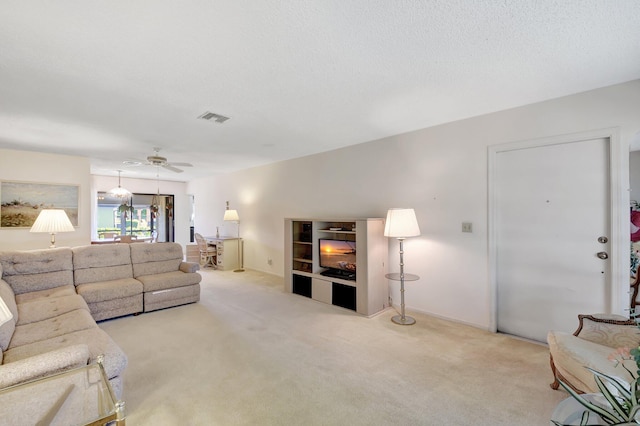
[284,218,389,316]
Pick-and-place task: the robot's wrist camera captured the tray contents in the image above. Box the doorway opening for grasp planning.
[96,191,175,242]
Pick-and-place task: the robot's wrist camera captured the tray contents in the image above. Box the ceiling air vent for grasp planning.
[198,111,231,124]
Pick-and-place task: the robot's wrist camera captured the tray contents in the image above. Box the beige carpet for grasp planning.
[99,269,567,425]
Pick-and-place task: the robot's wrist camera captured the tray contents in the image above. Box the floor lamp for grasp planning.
[224,201,244,272]
[30,209,75,248]
[384,208,421,325]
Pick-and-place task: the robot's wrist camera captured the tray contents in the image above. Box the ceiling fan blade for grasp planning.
[170,162,193,167]
[163,164,184,173]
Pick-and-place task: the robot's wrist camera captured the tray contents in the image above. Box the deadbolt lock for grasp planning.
[597,252,609,260]
[598,236,608,244]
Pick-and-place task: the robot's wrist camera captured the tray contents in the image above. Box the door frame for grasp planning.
[487,127,629,333]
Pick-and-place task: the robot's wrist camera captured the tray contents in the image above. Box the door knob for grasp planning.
[597,252,609,260]
[598,236,608,244]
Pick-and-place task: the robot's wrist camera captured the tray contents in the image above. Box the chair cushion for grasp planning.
[548,330,637,393]
[577,316,640,348]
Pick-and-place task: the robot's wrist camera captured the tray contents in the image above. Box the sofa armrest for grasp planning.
[573,314,639,348]
[0,344,90,389]
[180,262,200,273]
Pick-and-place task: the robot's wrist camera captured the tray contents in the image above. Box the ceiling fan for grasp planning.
[124,148,193,173]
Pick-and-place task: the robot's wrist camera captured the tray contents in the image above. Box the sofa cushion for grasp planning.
[0,344,90,389]
[17,294,90,326]
[72,244,134,285]
[136,270,202,293]
[14,285,77,305]
[3,328,127,380]
[86,294,143,322]
[130,243,183,277]
[76,278,143,303]
[0,248,74,295]
[0,280,17,351]
[144,284,200,312]
[9,309,97,348]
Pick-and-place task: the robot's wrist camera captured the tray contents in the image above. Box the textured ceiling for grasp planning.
[0,1,639,181]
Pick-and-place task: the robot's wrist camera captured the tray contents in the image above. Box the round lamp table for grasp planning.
[385,272,420,325]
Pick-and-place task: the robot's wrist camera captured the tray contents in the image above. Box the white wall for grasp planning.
[0,149,91,250]
[91,175,191,249]
[188,80,640,329]
[0,150,191,253]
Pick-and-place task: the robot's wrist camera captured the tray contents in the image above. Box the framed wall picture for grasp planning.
[0,181,79,228]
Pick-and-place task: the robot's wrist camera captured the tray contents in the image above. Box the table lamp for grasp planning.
[384,208,420,325]
[30,209,75,248]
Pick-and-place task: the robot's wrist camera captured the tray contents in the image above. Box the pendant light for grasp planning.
[108,170,132,199]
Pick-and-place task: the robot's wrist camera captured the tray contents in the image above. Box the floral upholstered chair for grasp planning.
[548,275,640,394]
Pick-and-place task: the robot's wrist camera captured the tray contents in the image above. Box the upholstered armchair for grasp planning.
[548,272,640,394]
[548,314,640,394]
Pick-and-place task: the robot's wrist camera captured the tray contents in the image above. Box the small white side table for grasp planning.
[385,272,420,325]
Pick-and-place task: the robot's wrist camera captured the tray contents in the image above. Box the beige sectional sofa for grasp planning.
[0,242,201,399]
[0,247,128,398]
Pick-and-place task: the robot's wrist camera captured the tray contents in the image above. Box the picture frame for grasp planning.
[0,181,79,228]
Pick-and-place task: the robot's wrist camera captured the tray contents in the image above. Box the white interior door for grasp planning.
[494,137,611,342]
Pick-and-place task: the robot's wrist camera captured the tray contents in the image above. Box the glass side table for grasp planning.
[385,272,420,325]
[0,355,125,426]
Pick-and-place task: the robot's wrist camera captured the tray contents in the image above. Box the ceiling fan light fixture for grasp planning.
[120,148,193,174]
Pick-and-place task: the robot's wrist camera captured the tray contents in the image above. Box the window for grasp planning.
[96,192,174,241]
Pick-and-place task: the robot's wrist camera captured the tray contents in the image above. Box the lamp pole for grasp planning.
[397,238,408,323]
[234,221,244,272]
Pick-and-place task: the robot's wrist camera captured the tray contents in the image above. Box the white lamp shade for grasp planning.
[223,209,240,222]
[384,208,420,238]
[30,209,75,233]
[0,296,13,327]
